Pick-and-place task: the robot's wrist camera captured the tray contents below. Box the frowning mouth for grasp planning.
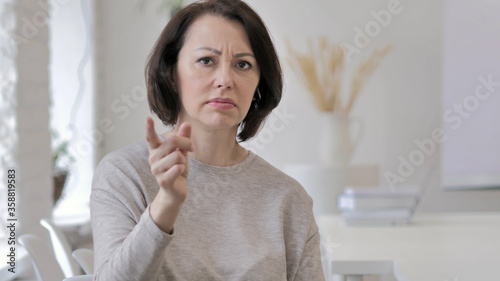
[207,97,236,109]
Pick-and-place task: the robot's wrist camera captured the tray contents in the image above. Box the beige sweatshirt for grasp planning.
[90,137,325,281]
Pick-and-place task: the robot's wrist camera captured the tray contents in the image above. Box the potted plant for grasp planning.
[51,129,75,206]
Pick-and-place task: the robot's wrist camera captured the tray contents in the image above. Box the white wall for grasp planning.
[441,0,500,189]
[94,0,169,156]
[95,0,500,212]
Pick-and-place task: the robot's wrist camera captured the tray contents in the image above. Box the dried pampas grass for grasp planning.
[287,37,391,115]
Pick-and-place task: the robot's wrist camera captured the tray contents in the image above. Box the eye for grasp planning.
[197,57,213,65]
[236,61,252,70]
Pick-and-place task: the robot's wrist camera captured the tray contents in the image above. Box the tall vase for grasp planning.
[284,113,364,217]
[318,113,363,167]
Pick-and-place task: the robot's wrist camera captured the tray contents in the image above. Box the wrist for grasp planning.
[155,187,186,206]
[150,192,184,234]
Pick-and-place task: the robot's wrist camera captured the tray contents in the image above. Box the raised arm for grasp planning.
[90,117,192,280]
[147,117,192,233]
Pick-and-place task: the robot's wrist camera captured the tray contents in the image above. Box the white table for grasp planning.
[317,212,500,281]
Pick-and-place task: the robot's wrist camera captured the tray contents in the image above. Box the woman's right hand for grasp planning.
[145,117,193,233]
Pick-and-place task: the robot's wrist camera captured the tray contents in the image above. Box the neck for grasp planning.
[169,122,248,167]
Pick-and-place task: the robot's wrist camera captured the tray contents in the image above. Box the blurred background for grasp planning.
[0,0,499,277]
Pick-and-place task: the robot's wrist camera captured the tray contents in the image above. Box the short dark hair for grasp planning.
[145,0,282,142]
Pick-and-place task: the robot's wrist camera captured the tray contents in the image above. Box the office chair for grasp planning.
[18,234,65,281]
[40,218,82,277]
[72,248,94,274]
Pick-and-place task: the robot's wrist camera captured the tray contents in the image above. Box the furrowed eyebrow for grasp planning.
[195,47,255,59]
[235,53,255,59]
[195,47,222,55]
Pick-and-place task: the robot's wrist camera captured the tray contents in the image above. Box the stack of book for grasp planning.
[337,186,421,225]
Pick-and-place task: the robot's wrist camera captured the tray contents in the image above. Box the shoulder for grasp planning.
[250,154,300,186]
[96,138,149,174]
[92,138,153,194]
[91,138,159,212]
[250,155,317,241]
[249,154,313,208]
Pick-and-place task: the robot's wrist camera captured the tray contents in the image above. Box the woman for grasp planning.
[90,0,325,280]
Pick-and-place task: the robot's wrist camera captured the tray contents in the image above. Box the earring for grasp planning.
[254,88,261,102]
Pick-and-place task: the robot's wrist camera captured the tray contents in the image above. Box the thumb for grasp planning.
[145,117,162,149]
[177,122,191,139]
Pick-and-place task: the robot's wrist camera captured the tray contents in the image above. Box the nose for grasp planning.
[213,64,233,89]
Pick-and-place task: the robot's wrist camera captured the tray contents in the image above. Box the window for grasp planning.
[49,0,95,218]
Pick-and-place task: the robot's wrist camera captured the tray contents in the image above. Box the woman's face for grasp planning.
[174,15,260,132]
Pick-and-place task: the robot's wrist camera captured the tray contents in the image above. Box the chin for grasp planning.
[200,115,242,131]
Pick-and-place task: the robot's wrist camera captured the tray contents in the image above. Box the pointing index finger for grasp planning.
[146,117,162,150]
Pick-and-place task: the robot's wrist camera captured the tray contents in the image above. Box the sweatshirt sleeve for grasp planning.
[281,176,325,281]
[90,154,174,281]
[293,220,326,281]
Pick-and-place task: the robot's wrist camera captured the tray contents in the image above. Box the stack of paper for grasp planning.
[337,186,421,225]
